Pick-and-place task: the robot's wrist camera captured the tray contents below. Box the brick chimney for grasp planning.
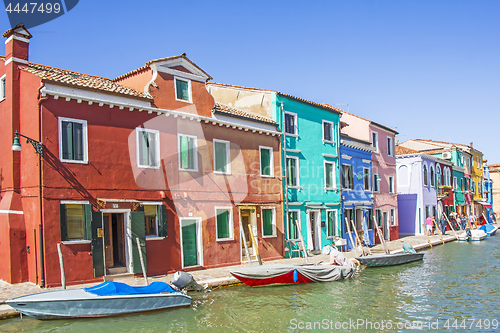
[3,23,32,64]
[470,142,473,148]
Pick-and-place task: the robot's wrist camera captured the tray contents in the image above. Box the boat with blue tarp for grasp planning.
[5,281,191,320]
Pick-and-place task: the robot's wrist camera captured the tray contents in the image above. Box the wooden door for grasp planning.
[241,211,252,253]
[103,213,114,268]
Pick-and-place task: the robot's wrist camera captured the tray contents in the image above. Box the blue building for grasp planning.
[340,134,374,250]
[484,164,494,223]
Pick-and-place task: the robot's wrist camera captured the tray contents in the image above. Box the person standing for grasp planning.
[440,215,447,235]
[460,214,467,230]
[426,215,434,236]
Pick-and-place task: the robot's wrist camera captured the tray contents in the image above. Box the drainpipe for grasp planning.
[281,102,289,245]
[37,87,48,287]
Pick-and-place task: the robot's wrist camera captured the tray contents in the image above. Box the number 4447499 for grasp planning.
[6,2,61,14]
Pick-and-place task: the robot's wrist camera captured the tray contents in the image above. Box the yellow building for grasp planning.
[469,147,485,216]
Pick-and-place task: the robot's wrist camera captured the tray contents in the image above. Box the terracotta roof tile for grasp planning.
[20,62,151,100]
[212,102,277,125]
[396,145,420,155]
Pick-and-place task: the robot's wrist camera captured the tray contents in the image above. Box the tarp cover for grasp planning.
[84,281,176,296]
[231,263,355,283]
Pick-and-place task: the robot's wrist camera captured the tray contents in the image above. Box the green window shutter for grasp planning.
[158,205,168,237]
[287,158,296,186]
[176,79,189,101]
[61,121,73,160]
[147,132,156,167]
[187,137,194,169]
[73,122,83,161]
[261,148,271,176]
[215,141,227,172]
[288,212,298,239]
[262,209,273,236]
[216,209,230,239]
[60,204,68,241]
[180,136,188,169]
[84,204,92,240]
[327,211,333,237]
[326,163,333,188]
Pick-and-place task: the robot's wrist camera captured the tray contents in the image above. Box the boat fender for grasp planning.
[293,269,298,283]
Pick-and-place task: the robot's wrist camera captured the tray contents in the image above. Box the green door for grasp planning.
[91,211,104,277]
[131,211,147,274]
[182,219,198,267]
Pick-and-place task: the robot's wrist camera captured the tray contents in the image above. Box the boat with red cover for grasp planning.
[230,263,355,287]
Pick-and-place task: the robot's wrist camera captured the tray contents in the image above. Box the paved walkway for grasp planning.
[0,232,459,319]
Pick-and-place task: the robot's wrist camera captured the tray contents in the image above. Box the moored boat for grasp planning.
[5,281,191,320]
[230,263,355,287]
[458,228,487,242]
[356,253,424,267]
[479,224,498,236]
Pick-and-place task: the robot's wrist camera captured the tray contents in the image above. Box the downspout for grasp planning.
[38,85,48,287]
[280,102,289,247]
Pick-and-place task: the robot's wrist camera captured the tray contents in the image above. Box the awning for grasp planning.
[474,200,492,208]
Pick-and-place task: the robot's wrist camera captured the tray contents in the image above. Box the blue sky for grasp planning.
[2,1,499,163]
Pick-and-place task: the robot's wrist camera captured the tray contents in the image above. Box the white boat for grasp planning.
[458,229,487,242]
[5,281,191,320]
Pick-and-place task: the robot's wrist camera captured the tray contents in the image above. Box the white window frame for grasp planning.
[363,167,370,191]
[259,146,274,177]
[326,209,339,238]
[174,76,192,103]
[284,111,298,137]
[287,209,300,240]
[389,176,394,193]
[372,131,379,153]
[453,176,458,189]
[387,136,393,157]
[215,207,234,241]
[286,155,300,188]
[0,74,5,101]
[390,208,396,226]
[324,160,336,190]
[60,200,90,243]
[213,139,231,175]
[436,165,442,186]
[178,134,198,172]
[58,117,89,164]
[322,120,334,144]
[136,127,160,169]
[261,206,277,238]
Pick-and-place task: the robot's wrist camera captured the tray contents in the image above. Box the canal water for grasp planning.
[2,236,500,332]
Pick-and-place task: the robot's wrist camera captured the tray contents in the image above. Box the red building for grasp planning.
[0,24,283,287]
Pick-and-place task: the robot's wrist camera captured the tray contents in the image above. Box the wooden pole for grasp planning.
[247,225,262,265]
[344,217,358,255]
[443,213,459,239]
[294,219,309,264]
[432,218,445,244]
[421,222,433,248]
[135,237,148,286]
[239,220,252,265]
[56,243,66,290]
[372,216,390,254]
[351,219,371,255]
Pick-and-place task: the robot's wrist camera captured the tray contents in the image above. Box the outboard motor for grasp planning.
[171,271,209,292]
[465,228,472,241]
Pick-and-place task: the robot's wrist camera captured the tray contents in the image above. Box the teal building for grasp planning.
[207,84,342,256]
